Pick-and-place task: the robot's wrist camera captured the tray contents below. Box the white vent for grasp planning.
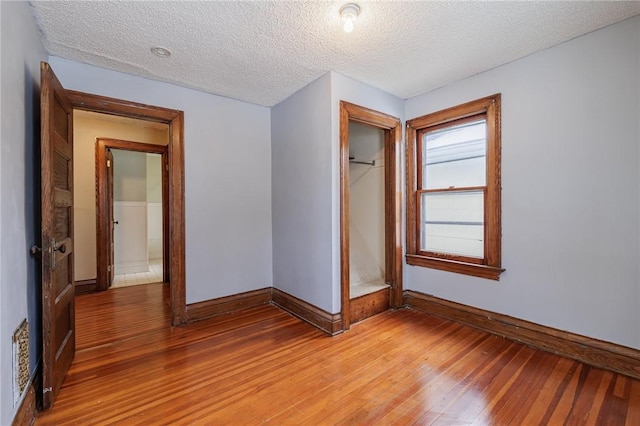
[13,320,29,406]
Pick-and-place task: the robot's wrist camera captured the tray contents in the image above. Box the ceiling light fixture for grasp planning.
[150,46,171,58]
[340,3,360,33]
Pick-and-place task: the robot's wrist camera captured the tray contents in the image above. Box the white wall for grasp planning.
[113,150,147,202]
[147,154,162,203]
[271,74,334,311]
[48,56,273,304]
[112,150,148,274]
[114,202,148,274]
[272,73,403,313]
[349,122,385,286]
[0,2,48,423]
[147,203,163,260]
[405,16,640,349]
[113,150,148,274]
[147,154,163,259]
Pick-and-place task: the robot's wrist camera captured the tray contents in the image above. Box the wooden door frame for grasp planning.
[95,139,169,291]
[106,148,115,286]
[340,101,403,330]
[67,90,187,325]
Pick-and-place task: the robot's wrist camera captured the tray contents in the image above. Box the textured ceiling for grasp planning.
[30,1,640,107]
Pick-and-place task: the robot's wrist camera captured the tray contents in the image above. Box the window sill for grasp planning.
[406,254,504,280]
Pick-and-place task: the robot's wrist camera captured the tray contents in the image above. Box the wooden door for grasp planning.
[40,62,75,409]
[107,148,115,286]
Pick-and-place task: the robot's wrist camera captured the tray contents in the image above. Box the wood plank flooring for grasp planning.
[37,283,640,425]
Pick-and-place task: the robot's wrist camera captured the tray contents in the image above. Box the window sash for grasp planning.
[422,118,487,190]
[417,187,486,264]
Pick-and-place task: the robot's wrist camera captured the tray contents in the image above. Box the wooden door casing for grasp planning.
[95,139,168,292]
[106,148,115,286]
[40,61,75,409]
[339,101,403,330]
[66,89,185,325]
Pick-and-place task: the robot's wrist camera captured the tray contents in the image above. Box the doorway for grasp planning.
[339,101,403,330]
[66,90,186,326]
[111,150,164,287]
[348,122,388,298]
[74,110,171,293]
[95,140,169,290]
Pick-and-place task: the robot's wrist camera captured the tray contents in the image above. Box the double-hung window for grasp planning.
[406,94,503,280]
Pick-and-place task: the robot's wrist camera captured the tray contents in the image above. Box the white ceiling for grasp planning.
[29,1,640,107]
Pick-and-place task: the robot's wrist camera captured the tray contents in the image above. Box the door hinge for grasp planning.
[43,387,52,394]
[107,159,111,167]
[165,164,169,171]
[107,265,111,272]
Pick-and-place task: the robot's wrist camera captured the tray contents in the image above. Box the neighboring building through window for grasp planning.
[406,94,503,280]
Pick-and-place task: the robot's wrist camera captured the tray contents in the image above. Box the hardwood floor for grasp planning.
[37,284,640,425]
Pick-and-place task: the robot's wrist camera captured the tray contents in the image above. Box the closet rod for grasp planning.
[349,159,376,166]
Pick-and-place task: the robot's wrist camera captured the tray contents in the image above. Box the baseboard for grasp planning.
[75,279,97,295]
[184,287,343,335]
[185,287,272,323]
[272,288,343,335]
[404,290,640,380]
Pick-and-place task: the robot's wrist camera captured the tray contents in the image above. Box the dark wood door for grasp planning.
[40,62,75,409]
[107,148,115,286]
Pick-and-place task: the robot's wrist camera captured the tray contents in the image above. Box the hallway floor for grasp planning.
[112,259,163,288]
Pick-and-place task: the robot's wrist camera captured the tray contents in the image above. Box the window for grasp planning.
[406,94,503,280]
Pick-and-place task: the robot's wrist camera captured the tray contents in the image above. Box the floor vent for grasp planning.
[13,320,29,406]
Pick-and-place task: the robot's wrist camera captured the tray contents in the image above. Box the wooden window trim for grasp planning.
[405,94,504,280]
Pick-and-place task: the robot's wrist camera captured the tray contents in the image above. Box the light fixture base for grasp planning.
[151,46,171,58]
[340,3,360,18]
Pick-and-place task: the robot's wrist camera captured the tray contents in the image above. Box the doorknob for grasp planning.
[51,239,67,270]
[113,220,119,225]
[30,245,42,257]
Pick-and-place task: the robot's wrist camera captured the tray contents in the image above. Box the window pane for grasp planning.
[423,119,486,189]
[421,190,484,258]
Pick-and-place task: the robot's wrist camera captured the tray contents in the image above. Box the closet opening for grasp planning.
[339,101,403,330]
[348,123,388,299]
